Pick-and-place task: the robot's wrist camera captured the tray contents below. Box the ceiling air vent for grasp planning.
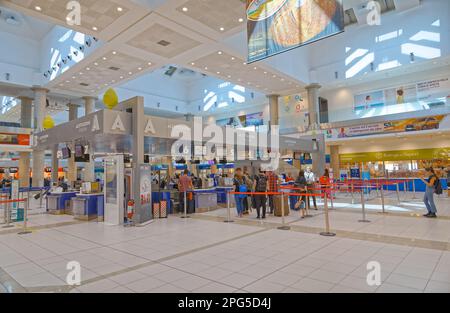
[109,66,120,71]
[80,83,89,87]
[157,40,171,47]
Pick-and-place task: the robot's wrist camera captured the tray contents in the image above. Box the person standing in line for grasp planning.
[178,169,193,213]
[420,167,438,218]
[319,168,332,200]
[294,170,308,218]
[242,167,252,215]
[266,170,280,214]
[233,168,247,218]
[305,167,318,210]
[253,169,268,219]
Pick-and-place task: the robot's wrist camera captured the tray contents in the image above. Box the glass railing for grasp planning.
[326,96,449,124]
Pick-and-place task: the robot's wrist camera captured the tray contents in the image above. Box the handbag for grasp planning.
[294,199,305,210]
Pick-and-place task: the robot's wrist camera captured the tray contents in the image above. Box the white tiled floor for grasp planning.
[0,192,449,293]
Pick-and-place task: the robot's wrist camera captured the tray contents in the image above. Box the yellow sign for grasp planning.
[340,147,450,162]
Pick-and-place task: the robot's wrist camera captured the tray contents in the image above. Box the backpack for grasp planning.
[256,175,267,192]
[238,180,248,199]
[434,177,443,195]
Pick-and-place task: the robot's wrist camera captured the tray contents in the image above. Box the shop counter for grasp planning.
[46,192,77,214]
[72,193,103,221]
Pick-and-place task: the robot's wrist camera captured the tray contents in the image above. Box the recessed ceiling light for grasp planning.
[238,18,244,23]
[243,62,246,65]
[182,7,188,12]
[129,72,133,75]
[231,57,235,60]
[120,76,124,79]
[102,57,107,60]
[35,6,42,11]
[216,71,221,74]
[272,75,276,78]
[112,51,117,55]
[191,62,195,65]
[112,80,116,83]
[253,67,257,70]
[148,62,152,66]
[219,27,225,31]
[227,75,231,78]
[218,51,223,55]
[94,62,98,66]
[79,72,83,75]
[264,71,267,74]
[66,81,70,83]
[92,26,98,31]
[117,7,123,12]
[86,67,90,71]
[281,78,285,81]
[204,67,208,70]
[72,76,76,79]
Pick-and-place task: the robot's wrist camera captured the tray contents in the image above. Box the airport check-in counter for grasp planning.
[47,192,78,214]
[72,193,104,221]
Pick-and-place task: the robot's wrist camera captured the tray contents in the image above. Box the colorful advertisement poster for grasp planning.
[326,115,447,139]
[247,0,344,63]
[340,147,450,163]
[216,112,264,128]
[245,112,264,127]
[354,90,385,111]
[354,76,449,112]
[140,164,152,217]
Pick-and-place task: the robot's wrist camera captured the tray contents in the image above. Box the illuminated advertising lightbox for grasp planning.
[247,0,344,63]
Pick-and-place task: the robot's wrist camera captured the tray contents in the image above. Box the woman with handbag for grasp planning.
[294,170,307,219]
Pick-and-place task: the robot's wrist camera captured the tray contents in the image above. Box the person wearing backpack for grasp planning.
[233,168,247,218]
[253,169,268,219]
[419,167,439,218]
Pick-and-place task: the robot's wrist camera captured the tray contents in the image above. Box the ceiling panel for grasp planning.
[127,23,202,59]
[52,51,153,94]
[190,51,302,94]
[176,0,246,32]
[5,0,130,32]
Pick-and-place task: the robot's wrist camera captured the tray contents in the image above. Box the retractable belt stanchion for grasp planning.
[320,193,335,237]
[358,190,370,223]
[18,197,31,235]
[278,192,290,230]
[351,182,355,204]
[224,191,234,223]
[412,179,417,199]
[181,191,190,219]
[330,185,334,210]
[396,183,401,203]
[380,183,386,214]
[404,180,407,195]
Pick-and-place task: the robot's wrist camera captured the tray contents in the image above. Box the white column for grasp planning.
[18,97,33,187]
[82,97,97,181]
[67,104,79,184]
[51,144,59,184]
[68,103,79,121]
[305,83,321,130]
[267,95,279,127]
[31,87,49,187]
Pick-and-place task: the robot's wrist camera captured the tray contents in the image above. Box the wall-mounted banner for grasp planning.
[340,147,450,163]
[326,114,448,139]
[247,0,344,63]
[216,112,264,128]
[0,133,30,146]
